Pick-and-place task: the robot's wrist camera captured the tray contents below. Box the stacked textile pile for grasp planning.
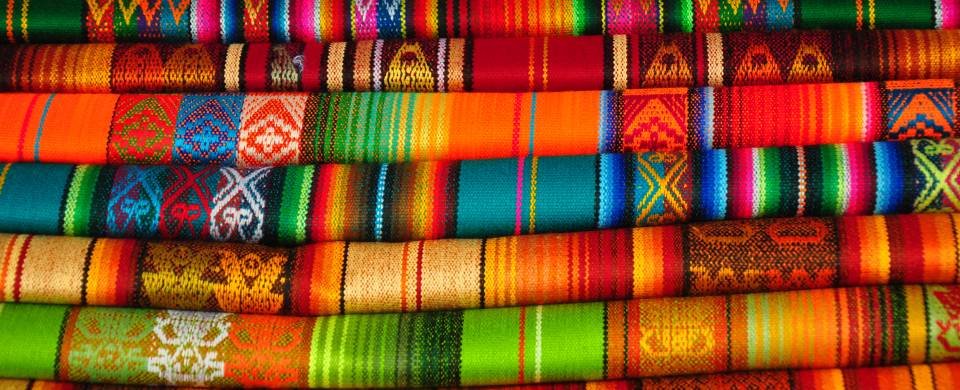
[1,0,960,388]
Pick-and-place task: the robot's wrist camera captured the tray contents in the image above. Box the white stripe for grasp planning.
[706,33,724,86]
[534,305,543,382]
[321,316,339,387]
[936,0,945,29]
[373,40,384,91]
[704,87,715,149]
[752,148,762,217]
[438,38,448,92]
[861,83,871,142]
[374,164,389,241]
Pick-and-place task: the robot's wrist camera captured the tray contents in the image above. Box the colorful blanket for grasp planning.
[0,138,955,243]
[0,285,956,387]
[0,213,956,316]
[3,0,956,43]
[0,79,955,166]
[4,30,960,93]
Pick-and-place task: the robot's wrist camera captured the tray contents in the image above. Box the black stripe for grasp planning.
[593,154,601,228]
[52,308,72,380]
[462,38,474,91]
[445,162,461,238]
[79,238,97,306]
[130,240,150,307]
[338,241,350,315]
[478,238,486,308]
[342,41,356,91]
[56,166,79,236]
[602,35,614,90]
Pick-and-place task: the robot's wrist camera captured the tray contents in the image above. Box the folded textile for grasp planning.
[0,285,956,387]
[2,80,955,166]
[5,0,958,44]
[4,363,960,389]
[0,213,958,316]
[4,30,960,93]
[0,138,955,243]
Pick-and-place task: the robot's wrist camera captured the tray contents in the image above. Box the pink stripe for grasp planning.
[354,3,378,40]
[194,0,220,42]
[292,0,316,43]
[730,148,754,219]
[16,94,41,162]
[514,157,525,235]
[845,144,871,215]
[863,82,881,142]
[943,0,960,28]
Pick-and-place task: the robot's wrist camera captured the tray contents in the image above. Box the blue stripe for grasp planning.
[598,91,616,153]
[33,94,56,163]
[873,141,904,214]
[598,154,627,229]
[221,0,240,43]
[373,163,389,241]
[528,92,537,155]
[698,149,728,219]
[270,0,290,42]
[699,87,714,150]
[765,0,794,29]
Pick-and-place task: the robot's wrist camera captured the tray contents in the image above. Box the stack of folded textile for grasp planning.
[1,0,960,388]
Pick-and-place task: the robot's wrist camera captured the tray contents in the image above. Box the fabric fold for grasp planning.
[4,363,960,388]
[1,79,956,166]
[0,138,955,243]
[4,0,957,44]
[0,285,957,387]
[4,30,960,93]
[0,213,958,316]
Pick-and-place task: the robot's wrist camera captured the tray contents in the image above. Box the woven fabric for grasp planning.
[490,364,960,389]
[0,138,958,243]
[5,29,960,93]
[0,80,955,165]
[3,0,957,43]
[0,285,956,387]
[0,213,958,316]
[5,363,960,389]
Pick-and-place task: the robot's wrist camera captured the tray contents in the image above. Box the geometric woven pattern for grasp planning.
[0,213,955,315]
[0,285,955,386]
[0,80,956,166]
[4,30,960,92]
[2,0,955,43]
[0,139,953,243]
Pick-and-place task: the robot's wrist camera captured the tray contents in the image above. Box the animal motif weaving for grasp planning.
[0,214,956,316]
[0,138,958,243]
[3,0,956,43]
[4,30,960,92]
[0,80,955,166]
[0,285,955,387]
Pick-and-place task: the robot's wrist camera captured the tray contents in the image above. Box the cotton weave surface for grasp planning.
[3,0,956,43]
[0,213,957,316]
[0,138,956,243]
[1,79,955,166]
[5,30,960,93]
[0,285,956,387]
[4,363,960,389]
